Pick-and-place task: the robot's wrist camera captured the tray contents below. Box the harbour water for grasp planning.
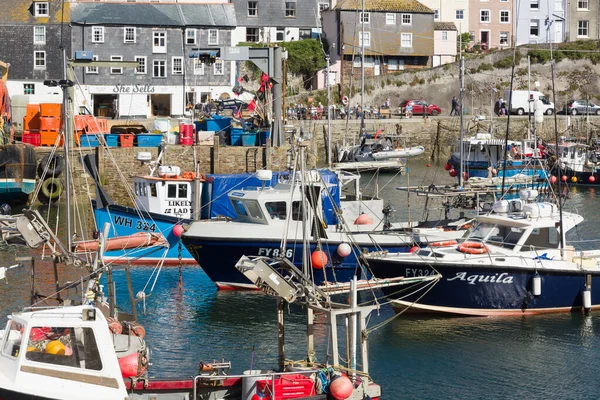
[1,165,600,399]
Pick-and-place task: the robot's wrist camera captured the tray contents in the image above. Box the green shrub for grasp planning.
[478,63,493,71]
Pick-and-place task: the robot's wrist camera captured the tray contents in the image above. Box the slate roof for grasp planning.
[70,3,236,28]
[434,22,457,31]
[0,0,70,23]
[334,0,433,13]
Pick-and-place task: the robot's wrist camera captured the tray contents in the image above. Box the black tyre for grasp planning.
[571,109,578,116]
[39,178,63,203]
[37,153,64,178]
[432,110,439,116]
[546,108,554,116]
[517,108,525,116]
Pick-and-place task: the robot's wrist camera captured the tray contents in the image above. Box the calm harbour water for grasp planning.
[1,164,600,399]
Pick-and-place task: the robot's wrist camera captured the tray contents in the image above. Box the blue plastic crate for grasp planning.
[258,130,270,146]
[137,134,163,147]
[196,116,231,133]
[80,134,99,148]
[230,128,244,146]
[104,134,119,147]
[241,132,257,146]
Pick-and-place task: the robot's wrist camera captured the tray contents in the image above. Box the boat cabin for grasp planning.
[133,166,201,219]
[554,141,590,173]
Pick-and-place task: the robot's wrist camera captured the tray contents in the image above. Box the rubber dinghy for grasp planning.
[371,146,425,160]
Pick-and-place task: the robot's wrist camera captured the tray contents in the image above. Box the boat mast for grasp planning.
[360,0,365,136]
[327,55,332,168]
[62,48,73,250]
[459,34,464,187]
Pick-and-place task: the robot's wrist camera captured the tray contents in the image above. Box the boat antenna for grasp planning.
[459,29,464,187]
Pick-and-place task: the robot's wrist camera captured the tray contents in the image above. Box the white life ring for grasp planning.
[342,96,349,105]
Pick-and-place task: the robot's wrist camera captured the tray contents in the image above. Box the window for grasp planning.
[34,2,49,17]
[456,9,464,20]
[401,33,412,47]
[500,10,510,24]
[124,27,136,43]
[530,0,539,10]
[167,184,177,198]
[135,56,146,74]
[92,26,104,43]
[86,55,99,74]
[353,56,361,67]
[248,1,258,17]
[172,56,183,75]
[359,31,370,47]
[530,20,539,37]
[2,321,23,358]
[177,184,187,199]
[33,26,45,44]
[193,59,204,75]
[265,202,286,220]
[213,59,224,75]
[34,51,46,69]
[246,27,259,42]
[360,12,370,24]
[23,84,35,94]
[442,31,448,41]
[363,56,374,68]
[110,56,123,74]
[500,32,509,45]
[208,29,219,45]
[433,9,439,20]
[153,59,166,77]
[285,1,296,18]
[149,183,157,197]
[388,58,398,70]
[401,14,412,25]
[299,29,312,39]
[276,28,285,41]
[386,13,395,24]
[578,20,589,37]
[153,31,167,53]
[578,0,589,10]
[480,10,490,23]
[186,29,196,45]
[398,59,405,70]
[318,3,329,18]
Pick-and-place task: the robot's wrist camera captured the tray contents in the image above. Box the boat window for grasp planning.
[25,327,102,371]
[142,183,147,196]
[265,201,286,219]
[167,184,177,198]
[466,222,495,240]
[2,320,24,358]
[291,201,303,221]
[134,182,139,196]
[178,183,188,198]
[520,227,559,251]
[245,200,263,219]
[232,199,248,216]
[486,225,524,249]
[149,183,157,197]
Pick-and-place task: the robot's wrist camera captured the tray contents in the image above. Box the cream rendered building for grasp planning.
[419,0,470,34]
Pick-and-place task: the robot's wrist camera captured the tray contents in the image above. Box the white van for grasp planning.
[503,90,555,116]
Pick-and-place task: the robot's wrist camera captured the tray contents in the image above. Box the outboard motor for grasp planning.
[0,203,11,215]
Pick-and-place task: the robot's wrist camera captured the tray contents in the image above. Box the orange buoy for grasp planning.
[122,322,146,339]
[107,317,122,334]
[354,213,373,225]
[590,176,596,183]
[330,375,354,399]
[311,250,328,269]
[550,175,557,184]
[173,224,185,237]
[409,246,420,253]
[561,175,568,182]
[119,352,141,378]
[571,176,578,183]
[45,340,65,355]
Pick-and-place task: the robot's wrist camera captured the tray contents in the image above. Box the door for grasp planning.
[555,22,563,42]
[412,101,423,114]
[374,59,381,76]
[480,31,489,50]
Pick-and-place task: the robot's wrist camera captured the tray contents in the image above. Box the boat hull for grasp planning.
[367,258,600,316]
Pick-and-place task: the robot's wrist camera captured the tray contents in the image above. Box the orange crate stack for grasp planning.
[39,103,61,117]
[24,104,40,130]
[40,116,61,131]
[40,131,64,147]
[74,115,87,131]
[86,117,108,134]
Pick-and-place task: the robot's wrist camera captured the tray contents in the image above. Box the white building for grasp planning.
[433,22,458,67]
[419,0,469,34]
[515,0,566,45]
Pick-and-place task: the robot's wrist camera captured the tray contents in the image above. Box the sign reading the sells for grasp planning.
[113,84,155,93]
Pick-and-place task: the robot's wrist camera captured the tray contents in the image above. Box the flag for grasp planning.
[247,99,257,112]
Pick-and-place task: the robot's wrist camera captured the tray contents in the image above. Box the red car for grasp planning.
[399,100,442,116]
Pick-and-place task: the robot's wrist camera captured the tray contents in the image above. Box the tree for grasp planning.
[457,32,470,52]
[280,40,327,89]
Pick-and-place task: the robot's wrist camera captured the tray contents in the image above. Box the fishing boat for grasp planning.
[547,138,600,185]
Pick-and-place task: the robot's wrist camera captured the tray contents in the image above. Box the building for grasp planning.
[419,0,470,34]
[469,0,513,50]
[0,0,71,97]
[231,0,330,44]
[433,22,458,66]
[322,0,435,86]
[566,0,599,41]
[70,2,237,118]
[515,0,565,45]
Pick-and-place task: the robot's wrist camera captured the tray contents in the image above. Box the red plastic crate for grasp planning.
[256,375,315,399]
[120,134,134,147]
[22,131,41,146]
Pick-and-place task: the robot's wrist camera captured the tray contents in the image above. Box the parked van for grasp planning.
[503,90,555,116]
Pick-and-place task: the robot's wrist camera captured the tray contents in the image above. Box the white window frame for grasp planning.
[401,33,412,47]
[398,59,405,71]
[34,2,49,17]
[363,56,374,68]
[500,32,509,45]
[248,1,258,17]
[86,55,99,74]
[352,56,361,68]
[578,20,589,37]
[34,51,46,69]
[213,59,224,75]
[285,1,296,18]
[360,12,370,24]
[530,0,539,10]
[110,55,123,74]
[186,29,196,45]
[385,13,395,25]
[208,29,219,45]
[455,10,464,20]
[480,10,491,23]
[33,26,46,44]
[246,27,259,42]
[441,31,448,41]
[172,56,183,75]
[359,31,370,47]
[92,26,104,43]
[153,31,167,53]
[433,9,440,20]
[530,20,540,37]
[401,14,412,25]
[153,59,166,78]
[577,0,589,10]
[193,59,205,75]
[124,27,136,43]
[388,58,398,70]
[499,10,510,24]
[135,56,147,74]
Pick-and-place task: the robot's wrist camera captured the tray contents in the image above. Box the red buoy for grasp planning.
[561,175,568,182]
[449,168,457,177]
[119,352,142,378]
[354,213,373,225]
[444,163,452,171]
[330,375,354,399]
[462,171,469,181]
[409,246,420,253]
[311,250,328,269]
[550,175,557,184]
[426,163,431,168]
[173,224,185,237]
[590,176,596,183]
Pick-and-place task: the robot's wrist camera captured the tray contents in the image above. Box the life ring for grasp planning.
[342,96,349,105]
[457,241,488,254]
[37,153,64,178]
[430,240,458,247]
[39,178,64,202]
[181,171,196,180]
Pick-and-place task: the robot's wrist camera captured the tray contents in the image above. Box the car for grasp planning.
[566,100,600,116]
[399,100,442,116]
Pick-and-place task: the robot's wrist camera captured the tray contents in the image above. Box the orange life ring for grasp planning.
[430,240,458,247]
[457,241,488,254]
[181,171,196,180]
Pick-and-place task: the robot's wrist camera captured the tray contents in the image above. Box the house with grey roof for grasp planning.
[322,0,435,87]
[433,22,457,67]
[70,2,237,118]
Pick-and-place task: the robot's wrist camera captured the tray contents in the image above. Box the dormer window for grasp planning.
[34,2,49,17]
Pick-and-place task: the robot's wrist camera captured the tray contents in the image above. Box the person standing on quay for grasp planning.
[450,96,459,116]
